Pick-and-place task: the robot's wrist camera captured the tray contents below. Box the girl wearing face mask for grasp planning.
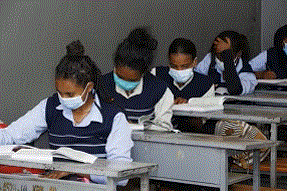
[0,41,133,186]
[249,24,287,79]
[195,31,257,95]
[102,28,174,131]
[150,38,213,133]
[151,38,213,104]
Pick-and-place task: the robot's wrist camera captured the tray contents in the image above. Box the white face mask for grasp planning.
[168,68,194,83]
[58,85,89,110]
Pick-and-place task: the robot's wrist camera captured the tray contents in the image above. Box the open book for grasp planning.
[172,96,225,112]
[0,145,97,164]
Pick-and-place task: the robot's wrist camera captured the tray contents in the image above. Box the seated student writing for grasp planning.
[102,27,174,131]
[249,24,287,79]
[0,41,133,186]
[195,31,257,95]
[150,38,213,132]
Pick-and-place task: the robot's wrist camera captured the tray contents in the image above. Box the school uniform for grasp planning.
[102,72,174,130]
[249,47,287,79]
[0,93,133,185]
[195,53,257,95]
[151,66,213,100]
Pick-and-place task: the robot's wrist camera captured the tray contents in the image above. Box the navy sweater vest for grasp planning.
[46,93,121,155]
[267,47,287,79]
[103,72,168,123]
[208,53,253,86]
[155,66,213,100]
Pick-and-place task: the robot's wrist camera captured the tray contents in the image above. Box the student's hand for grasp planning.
[174,97,188,104]
[213,37,231,53]
[40,171,70,179]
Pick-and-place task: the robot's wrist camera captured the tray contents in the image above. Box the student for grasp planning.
[249,24,287,79]
[195,31,257,95]
[150,38,213,132]
[102,28,174,131]
[0,41,133,185]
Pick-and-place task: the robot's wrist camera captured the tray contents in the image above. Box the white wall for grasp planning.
[1,0,261,124]
[261,0,287,50]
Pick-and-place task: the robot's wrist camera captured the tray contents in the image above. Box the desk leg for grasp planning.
[219,149,228,191]
[270,123,277,188]
[140,173,149,191]
[107,177,117,191]
[253,149,260,191]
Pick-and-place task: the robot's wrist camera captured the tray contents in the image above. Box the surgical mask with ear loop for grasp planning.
[58,83,90,110]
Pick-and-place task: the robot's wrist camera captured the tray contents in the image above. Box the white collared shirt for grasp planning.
[1,94,133,185]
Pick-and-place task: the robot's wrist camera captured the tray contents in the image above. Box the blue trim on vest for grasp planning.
[103,72,168,123]
[156,66,213,99]
[267,47,287,79]
[45,93,122,155]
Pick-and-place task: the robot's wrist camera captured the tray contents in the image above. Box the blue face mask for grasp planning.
[283,43,287,55]
[113,72,140,91]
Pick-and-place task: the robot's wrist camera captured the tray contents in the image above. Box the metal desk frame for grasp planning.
[0,157,157,191]
[174,102,287,189]
[131,131,277,191]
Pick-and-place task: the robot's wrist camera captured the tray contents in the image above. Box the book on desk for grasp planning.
[172,96,226,112]
[0,145,97,164]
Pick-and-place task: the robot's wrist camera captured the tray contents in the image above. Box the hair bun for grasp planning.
[126,28,158,50]
[66,40,85,56]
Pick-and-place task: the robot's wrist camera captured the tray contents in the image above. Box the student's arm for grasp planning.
[0,99,48,145]
[249,51,267,72]
[221,49,243,95]
[194,53,212,75]
[152,87,174,129]
[238,72,258,95]
[90,112,133,186]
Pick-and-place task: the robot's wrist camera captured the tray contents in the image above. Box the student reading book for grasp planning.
[151,38,214,132]
[102,27,174,132]
[0,41,133,186]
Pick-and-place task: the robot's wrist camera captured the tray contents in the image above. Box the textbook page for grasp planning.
[172,97,225,112]
[0,145,38,156]
[53,147,97,164]
[4,146,97,164]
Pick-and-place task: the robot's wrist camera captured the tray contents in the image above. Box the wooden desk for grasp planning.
[173,103,287,189]
[0,156,157,191]
[131,131,278,191]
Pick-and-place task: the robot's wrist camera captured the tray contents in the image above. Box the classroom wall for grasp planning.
[1,0,261,124]
[261,0,287,51]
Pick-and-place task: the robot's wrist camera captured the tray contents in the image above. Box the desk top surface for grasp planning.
[0,156,157,178]
[132,131,278,151]
[173,103,287,124]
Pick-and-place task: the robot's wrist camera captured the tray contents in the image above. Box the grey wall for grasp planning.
[1,0,261,124]
[261,0,287,51]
